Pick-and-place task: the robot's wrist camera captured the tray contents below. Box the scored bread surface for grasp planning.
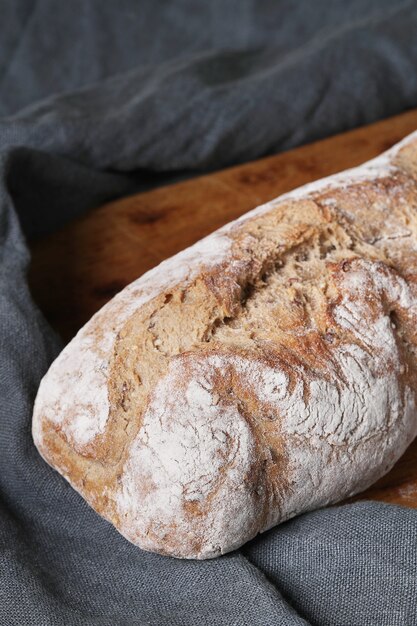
[33,132,417,559]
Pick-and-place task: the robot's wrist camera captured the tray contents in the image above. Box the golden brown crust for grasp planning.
[33,132,417,558]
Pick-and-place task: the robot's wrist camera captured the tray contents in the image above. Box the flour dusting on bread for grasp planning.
[33,130,417,559]
[33,232,232,450]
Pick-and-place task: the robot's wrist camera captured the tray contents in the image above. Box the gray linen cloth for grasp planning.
[1,1,417,624]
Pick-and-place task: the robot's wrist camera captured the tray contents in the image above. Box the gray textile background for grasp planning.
[1,1,417,624]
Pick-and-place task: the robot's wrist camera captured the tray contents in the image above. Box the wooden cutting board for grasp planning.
[29,109,417,510]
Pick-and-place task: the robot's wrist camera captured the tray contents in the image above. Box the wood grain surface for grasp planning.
[29,109,417,510]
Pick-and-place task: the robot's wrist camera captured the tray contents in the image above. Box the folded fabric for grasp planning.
[1,1,417,624]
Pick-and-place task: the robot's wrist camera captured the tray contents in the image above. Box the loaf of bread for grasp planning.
[33,131,417,559]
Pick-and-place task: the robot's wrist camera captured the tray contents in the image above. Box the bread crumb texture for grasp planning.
[33,133,417,558]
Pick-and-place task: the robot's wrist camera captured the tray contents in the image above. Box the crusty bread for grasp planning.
[33,132,417,559]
